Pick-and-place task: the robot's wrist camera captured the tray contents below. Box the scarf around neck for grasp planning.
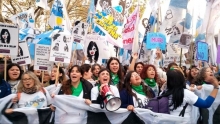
[71,81,83,96]
[111,72,119,85]
[132,85,146,96]
[22,86,37,94]
[144,78,156,87]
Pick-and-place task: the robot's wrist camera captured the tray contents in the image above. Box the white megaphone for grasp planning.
[101,85,121,112]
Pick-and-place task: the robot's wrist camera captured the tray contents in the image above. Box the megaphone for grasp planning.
[101,85,121,112]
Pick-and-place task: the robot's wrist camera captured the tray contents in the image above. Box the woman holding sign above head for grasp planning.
[5,63,23,94]
[106,57,124,91]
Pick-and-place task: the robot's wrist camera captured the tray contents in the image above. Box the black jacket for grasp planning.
[58,78,93,100]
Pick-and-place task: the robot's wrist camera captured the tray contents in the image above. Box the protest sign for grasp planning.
[0,24,18,55]
[72,22,89,43]
[84,34,110,63]
[34,44,53,71]
[146,33,166,50]
[49,34,72,63]
[196,41,208,62]
[11,42,31,65]
[179,33,192,48]
[216,45,220,63]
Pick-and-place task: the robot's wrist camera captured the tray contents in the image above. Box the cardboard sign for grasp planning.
[72,22,89,43]
[0,24,18,55]
[84,34,110,62]
[11,42,31,65]
[34,44,53,71]
[49,34,72,63]
[146,33,166,50]
[196,41,208,62]
[179,33,192,48]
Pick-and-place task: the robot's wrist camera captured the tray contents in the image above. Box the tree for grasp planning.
[0,0,90,27]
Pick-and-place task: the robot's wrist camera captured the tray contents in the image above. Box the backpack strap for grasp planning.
[17,92,21,100]
[179,103,188,117]
[17,88,46,100]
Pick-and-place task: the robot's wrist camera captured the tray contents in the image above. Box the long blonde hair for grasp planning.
[17,71,42,92]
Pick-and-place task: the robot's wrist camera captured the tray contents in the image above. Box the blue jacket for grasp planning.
[0,79,11,98]
[119,89,134,108]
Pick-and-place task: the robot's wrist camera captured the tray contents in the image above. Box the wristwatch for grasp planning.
[214,86,219,89]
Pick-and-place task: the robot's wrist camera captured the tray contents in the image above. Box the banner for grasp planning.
[122,7,139,50]
[146,33,166,50]
[11,42,31,65]
[72,22,89,43]
[34,44,53,71]
[93,0,124,48]
[0,24,18,55]
[49,34,72,63]
[196,41,208,62]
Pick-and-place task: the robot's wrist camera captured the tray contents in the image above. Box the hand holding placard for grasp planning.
[146,33,166,50]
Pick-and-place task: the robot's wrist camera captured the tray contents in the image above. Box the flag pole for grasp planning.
[4,55,7,81]
[55,62,60,85]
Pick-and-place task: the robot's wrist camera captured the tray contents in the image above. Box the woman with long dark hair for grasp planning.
[162,67,219,123]
[120,71,154,110]
[106,57,124,90]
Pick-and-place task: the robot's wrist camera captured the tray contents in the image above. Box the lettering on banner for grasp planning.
[165,25,180,36]
[123,38,134,44]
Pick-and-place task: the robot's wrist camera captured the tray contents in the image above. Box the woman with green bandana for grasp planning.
[120,71,155,111]
[106,57,124,91]
[91,68,120,104]
[140,64,159,96]
[56,65,93,105]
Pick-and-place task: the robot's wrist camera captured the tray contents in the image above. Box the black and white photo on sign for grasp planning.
[179,33,192,48]
[11,42,31,65]
[0,24,18,55]
[49,34,72,63]
[72,22,89,43]
[84,34,110,64]
[34,44,53,71]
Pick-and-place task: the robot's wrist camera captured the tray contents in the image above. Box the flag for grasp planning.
[10,8,35,29]
[122,7,139,50]
[49,0,71,31]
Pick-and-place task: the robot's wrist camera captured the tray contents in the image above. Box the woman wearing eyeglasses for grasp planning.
[4,71,52,114]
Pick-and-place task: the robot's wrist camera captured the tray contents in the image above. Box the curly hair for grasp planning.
[194,67,209,85]
[140,64,159,83]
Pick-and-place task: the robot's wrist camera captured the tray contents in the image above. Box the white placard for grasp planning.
[84,34,110,62]
[49,34,72,63]
[34,44,53,71]
[72,22,89,43]
[0,24,18,55]
[11,42,31,65]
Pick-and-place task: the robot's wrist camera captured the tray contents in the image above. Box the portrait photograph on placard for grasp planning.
[84,34,110,64]
[34,44,53,71]
[72,22,89,43]
[49,34,72,63]
[0,24,18,55]
[179,33,192,48]
[11,41,31,65]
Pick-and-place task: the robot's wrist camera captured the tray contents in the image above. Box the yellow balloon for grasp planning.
[56,17,63,25]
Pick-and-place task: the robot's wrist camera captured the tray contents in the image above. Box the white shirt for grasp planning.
[18,89,51,109]
[132,89,149,108]
[169,89,198,121]
[91,85,120,101]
